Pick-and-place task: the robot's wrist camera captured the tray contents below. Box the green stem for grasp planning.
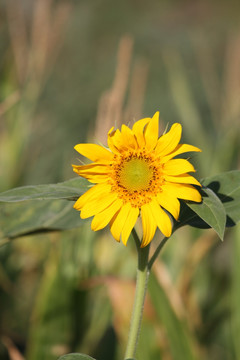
[124,231,171,359]
[124,236,150,360]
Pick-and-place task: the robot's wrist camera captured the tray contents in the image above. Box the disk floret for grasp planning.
[72,112,202,246]
[109,150,164,207]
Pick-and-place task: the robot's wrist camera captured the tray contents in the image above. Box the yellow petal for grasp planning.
[161,144,201,163]
[141,203,157,247]
[163,159,195,175]
[73,163,110,183]
[148,199,172,238]
[80,191,118,219]
[87,176,110,183]
[165,174,201,186]
[121,124,138,149]
[91,198,123,231]
[157,192,180,220]
[72,163,108,175]
[108,128,128,153]
[162,183,202,202]
[110,202,132,242]
[74,183,111,210]
[121,207,139,246]
[74,143,113,162]
[144,112,159,150]
[132,117,151,147]
[155,123,182,156]
[107,128,120,154]
[73,163,109,183]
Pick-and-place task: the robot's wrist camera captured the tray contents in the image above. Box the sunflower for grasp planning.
[72,112,202,247]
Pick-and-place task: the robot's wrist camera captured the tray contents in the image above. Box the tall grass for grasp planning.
[0,1,239,359]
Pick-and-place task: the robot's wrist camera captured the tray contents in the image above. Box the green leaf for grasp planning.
[202,170,240,226]
[0,177,88,202]
[187,187,226,240]
[178,170,240,240]
[0,199,84,240]
[178,187,226,240]
[0,178,88,241]
[58,354,96,360]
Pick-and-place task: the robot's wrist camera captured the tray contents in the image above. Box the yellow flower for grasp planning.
[72,112,202,247]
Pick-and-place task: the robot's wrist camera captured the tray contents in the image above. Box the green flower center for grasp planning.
[119,158,153,191]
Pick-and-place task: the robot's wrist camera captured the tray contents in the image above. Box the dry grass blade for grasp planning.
[152,258,186,320]
[31,0,71,83]
[1,336,25,360]
[31,0,53,79]
[177,230,217,327]
[47,3,72,71]
[112,35,133,102]
[124,58,149,123]
[94,35,133,143]
[191,35,220,126]
[94,35,149,144]
[222,31,240,126]
[5,0,29,85]
[178,230,218,295]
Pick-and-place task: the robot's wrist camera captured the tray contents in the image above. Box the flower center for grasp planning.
[109,152,165,207]
[119,158,153,191]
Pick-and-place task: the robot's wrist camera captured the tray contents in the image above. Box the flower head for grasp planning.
[72,112,202,247]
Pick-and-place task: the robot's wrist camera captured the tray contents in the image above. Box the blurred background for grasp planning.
[0,0,240,359]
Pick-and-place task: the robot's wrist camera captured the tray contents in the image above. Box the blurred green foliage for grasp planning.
[0,0,240,359]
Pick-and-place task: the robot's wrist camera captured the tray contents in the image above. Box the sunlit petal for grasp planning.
[80,192,118,218]
[121,207,139,246]
[157,192,180,220]
[165,174,201,186]
[110,202,132,242]
[74,183,111,210]
[121,124,138,149]
[144,112,159,150]
[91,198,123,231]
[132,117,151,147]
[74,144,113,162]
[141,203,157,247]
[162,183,202,202]
[163,159,195,175]
[148,199,172,238]
[73,112,201,247]
[155,123,182,156]
[161,144,201,163]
